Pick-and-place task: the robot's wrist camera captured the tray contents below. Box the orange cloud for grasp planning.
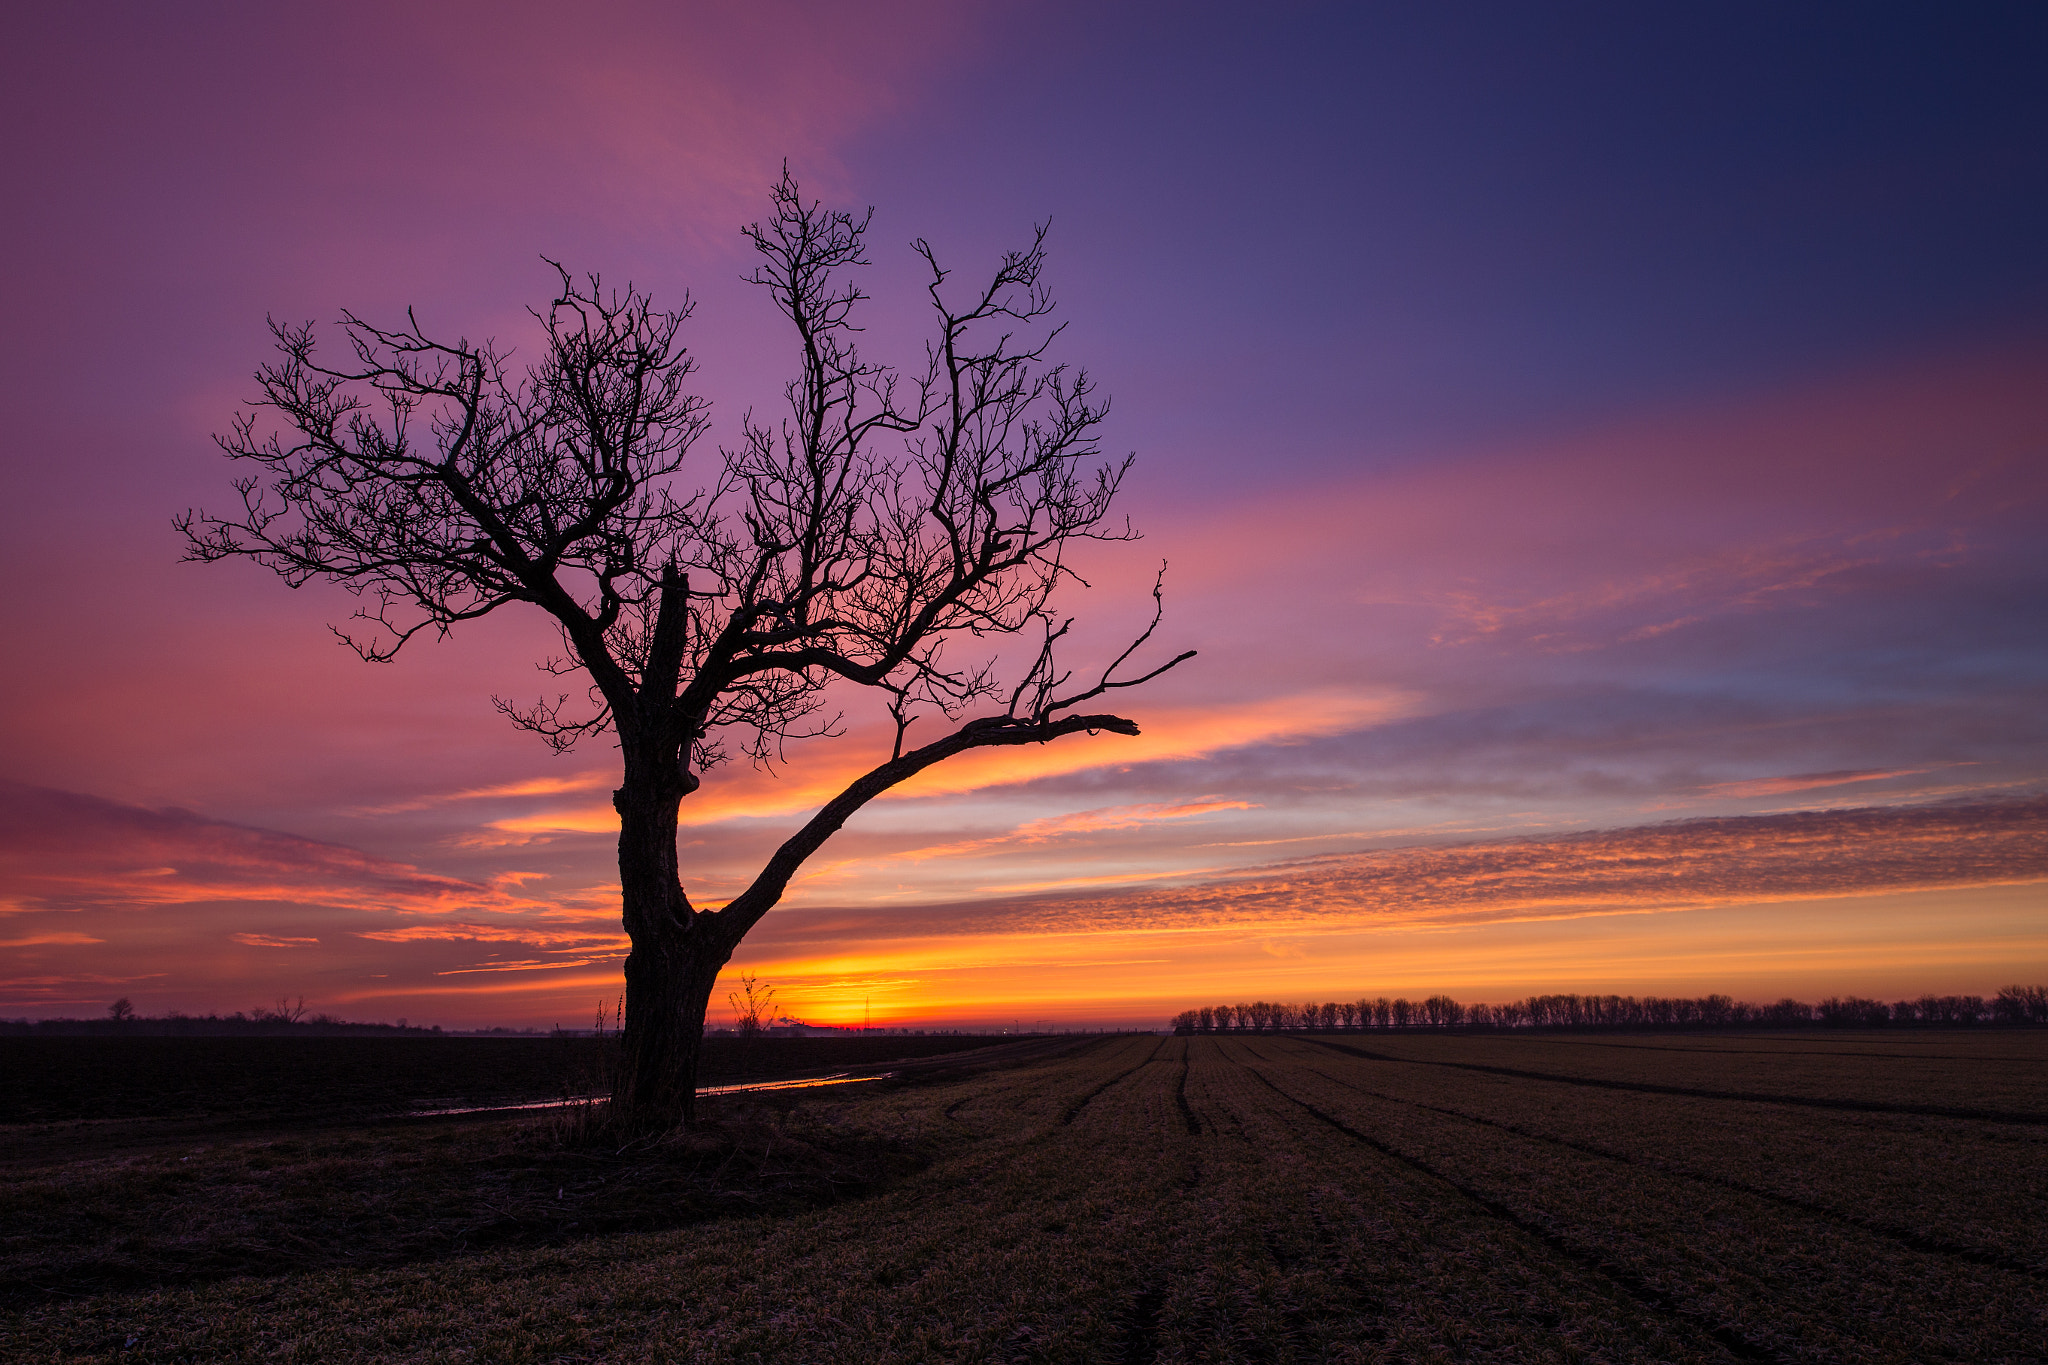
[886,796,1260,864]
[0,931,104,948]
[489,689,1411,836]
[740,794,2048,949]
[230,933,319,948]
[356,773,613,815]
[435,958,616,976]
[357,922,625,949]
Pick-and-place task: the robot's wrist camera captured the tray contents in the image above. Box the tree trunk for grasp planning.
[609,752,724,1132]
[615,919,723,1130]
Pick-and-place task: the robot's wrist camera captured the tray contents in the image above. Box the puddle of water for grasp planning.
[406,1096,606,1118]
[701,1071,892,1096]
[406,1071,894,1118]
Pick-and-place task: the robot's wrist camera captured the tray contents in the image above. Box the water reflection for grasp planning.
[405,1070,894,1118]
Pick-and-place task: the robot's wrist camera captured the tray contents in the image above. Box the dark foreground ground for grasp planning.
[3,1030,2044,1362]
[0,1033,1022,1126]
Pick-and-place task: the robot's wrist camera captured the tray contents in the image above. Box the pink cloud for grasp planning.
[887,796,1262,864]
[1141,337,2048,688]
[357,922,623,949]
[1700,768,1947,799]
[0,782,535,918]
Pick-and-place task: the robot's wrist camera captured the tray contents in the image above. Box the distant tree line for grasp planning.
[1170,984,2048,1033]
[1,997,447,1037]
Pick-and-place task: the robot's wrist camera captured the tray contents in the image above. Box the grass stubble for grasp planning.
[3,1032,2043,1363]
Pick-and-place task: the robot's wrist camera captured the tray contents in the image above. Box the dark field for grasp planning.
[4,1032,2044,1363]
[0,1033,1019,1126]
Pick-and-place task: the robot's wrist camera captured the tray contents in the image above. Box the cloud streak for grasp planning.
[0,782,534,919]
[746,795,2048,948]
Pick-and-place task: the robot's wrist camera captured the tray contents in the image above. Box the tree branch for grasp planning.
[712,710,1141,946]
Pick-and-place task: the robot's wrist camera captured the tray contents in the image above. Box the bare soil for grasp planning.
[4,1031,2043,1363]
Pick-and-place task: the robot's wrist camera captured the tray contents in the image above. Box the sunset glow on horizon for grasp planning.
[3,4,2045,1029]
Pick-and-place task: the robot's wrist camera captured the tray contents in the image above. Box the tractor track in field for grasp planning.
[1171,1047,1201,1136]
[1236,1057,1790,1365]
[1295,1035,2048,1125]
[1058,1038,1165,1127]
[1499,1037,2041,1065]
[1284,1037,2048,1283]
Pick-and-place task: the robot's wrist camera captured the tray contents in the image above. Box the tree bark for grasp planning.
[615,918,723,1130]
[610,745,721,1131]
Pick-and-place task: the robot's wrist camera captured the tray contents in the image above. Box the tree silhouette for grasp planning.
[727,973,777,1037]
[182,171,1190,1130]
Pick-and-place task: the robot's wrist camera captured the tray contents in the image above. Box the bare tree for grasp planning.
[181,171,1190,1130]
[252,995,309,1025]
[727,973,776,1037]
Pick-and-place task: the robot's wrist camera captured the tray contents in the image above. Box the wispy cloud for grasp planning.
[890,796,1260,863]
[1419,534,1899,652]
[357,922,624,949]
[745,795,2048,947]
[0,782,546,919]
[1699,767,1952,799]
[0,931,104,948]
[355,773,613,815]
[435,957,615,976]
[230,933,319,948]
[486,690,1412,836]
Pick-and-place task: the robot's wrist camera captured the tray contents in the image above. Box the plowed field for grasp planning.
[6,1032,2043,1363]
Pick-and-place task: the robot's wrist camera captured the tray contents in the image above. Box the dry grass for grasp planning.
[4,1031,2044,1362]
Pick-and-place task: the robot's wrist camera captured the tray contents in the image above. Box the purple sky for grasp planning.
[3,3,2044,1027]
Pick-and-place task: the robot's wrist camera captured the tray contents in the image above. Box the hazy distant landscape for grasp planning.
[5,1028,2044,1361]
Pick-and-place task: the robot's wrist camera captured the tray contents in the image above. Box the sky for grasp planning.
[3,2,2044,1029]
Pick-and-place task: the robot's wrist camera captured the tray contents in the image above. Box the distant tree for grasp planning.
[183,172,1189,1132]
[1994,984,2048,1023]
[1761,998,1812,1026]
[1817,995,1890,1027]
[106,997,135,1022]
[252,995,309,1025]
[1913,994,1989,1025]
[1390,998,1413,1028]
